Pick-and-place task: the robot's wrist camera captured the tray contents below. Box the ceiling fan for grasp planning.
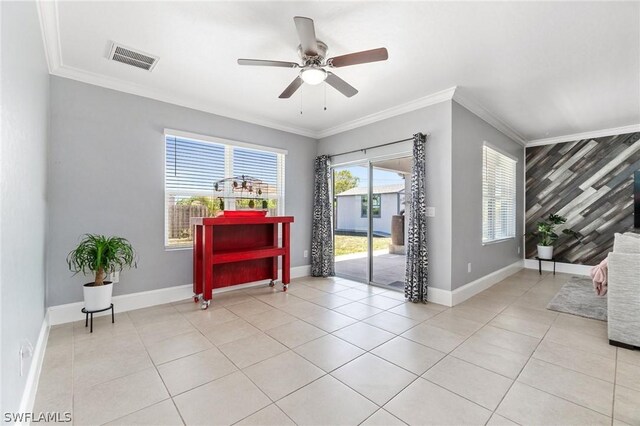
[237,16,388,99]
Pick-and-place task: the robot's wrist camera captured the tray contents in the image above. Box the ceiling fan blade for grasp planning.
[279,76,304,99]
[325,72,358,98]
[328,47,389,68]
[238,59,299,68]
[294,16,319,56]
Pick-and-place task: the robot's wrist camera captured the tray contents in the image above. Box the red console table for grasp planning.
[190,216,294,309]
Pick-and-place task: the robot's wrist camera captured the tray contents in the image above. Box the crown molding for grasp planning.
[36,0,318,139]
[51,64,319,139]
[37,0,62,73]
[452,91,527,146]
[35,0,640,150]
[35,0,526,145]
[526,124,640,147]
[316,86,457,139]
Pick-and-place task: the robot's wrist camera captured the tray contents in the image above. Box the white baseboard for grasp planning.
[48,265,311,325]
[523,259,591,276]
[451,260,524,305]
[17,313,50,425]
[427,260,524,307]
[427,286,453,307]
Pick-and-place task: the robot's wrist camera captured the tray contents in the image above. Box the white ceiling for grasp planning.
[41,1,640,143]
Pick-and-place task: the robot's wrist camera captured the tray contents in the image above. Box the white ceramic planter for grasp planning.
[537,245,554,260]
[83,282,113,311]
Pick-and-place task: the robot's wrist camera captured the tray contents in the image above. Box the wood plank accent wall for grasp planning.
[525,132,640,265]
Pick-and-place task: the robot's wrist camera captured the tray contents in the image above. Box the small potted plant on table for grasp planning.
[67,234,136,311]
[530,213,581,259]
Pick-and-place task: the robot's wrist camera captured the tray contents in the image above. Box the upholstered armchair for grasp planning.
[607,232,640,349]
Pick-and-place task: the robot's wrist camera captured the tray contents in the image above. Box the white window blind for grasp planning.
[482,144,516,244]
[165,134,285,248]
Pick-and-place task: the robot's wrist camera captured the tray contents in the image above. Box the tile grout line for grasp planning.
[218,281,433,423]
[323,288,516,423]
[308,272,551,424]
[142,301,267,424]
[168,286,333,424]
[83,310,180,426]
[42,278,420,425]
[318,277,526,422]
[493,307,615,424]
[103,303,239,424]
[528,343,617,384]
[398,303,514,423]
[49,272,617,426]
[488,307,556,425]
[357,407,407,426]
[129,309,186,425]
[611,347,618,426]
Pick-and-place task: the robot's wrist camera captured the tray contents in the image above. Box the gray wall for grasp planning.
[451,101,524,290]
[47,77,316,306]
[0,1,50,414]
[319,100,524,292]
[318,101,453,291]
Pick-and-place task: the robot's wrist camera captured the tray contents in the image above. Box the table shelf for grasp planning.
[211,246,285,264]
[191,216,294,309]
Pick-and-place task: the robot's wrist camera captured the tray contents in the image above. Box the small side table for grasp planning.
[81,303,114,333]
[535,257,557,275]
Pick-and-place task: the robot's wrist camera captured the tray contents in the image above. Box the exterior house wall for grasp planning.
[336,193,400,235]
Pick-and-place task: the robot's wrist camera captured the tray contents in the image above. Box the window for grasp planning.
[361,194,382,218]
[165,131,285,248]
[482,144,516,244]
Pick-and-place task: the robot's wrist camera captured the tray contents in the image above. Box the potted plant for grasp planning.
[67,234,136,311]
[529,214,580,259]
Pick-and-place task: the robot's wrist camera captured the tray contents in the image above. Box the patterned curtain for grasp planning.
[311,155,335,277]
[405,133,429,302]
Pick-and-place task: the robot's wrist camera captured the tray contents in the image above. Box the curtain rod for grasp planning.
[328,132,427,158]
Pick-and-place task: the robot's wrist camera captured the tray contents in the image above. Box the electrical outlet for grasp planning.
[518,246,521,254]
[425,207,436,217]
[303,250,308,258]
[20,340,33,376]
[467,263,472,273]
[110,271,120,283]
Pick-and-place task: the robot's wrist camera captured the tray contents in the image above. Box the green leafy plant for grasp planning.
[67,234,137,286]
[334,170,360,195]
[529,213,581,246]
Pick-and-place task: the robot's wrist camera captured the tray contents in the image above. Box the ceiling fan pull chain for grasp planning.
[324,82,327,111]
[300,86,303,115]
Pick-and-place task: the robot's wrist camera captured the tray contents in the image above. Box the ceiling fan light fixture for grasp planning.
[300,67,327,85]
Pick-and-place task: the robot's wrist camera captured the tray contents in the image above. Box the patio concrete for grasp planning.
[335,251,406,288]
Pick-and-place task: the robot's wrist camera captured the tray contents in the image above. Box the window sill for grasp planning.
[482,237,515,246]
[165,246,193,251]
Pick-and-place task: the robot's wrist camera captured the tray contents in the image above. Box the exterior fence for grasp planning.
[168,204,209,239]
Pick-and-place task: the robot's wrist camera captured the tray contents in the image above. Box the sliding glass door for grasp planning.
[333,163,370,282]
[333,156,411,290]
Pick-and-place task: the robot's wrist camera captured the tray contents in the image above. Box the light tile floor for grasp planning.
[35,270,640,425]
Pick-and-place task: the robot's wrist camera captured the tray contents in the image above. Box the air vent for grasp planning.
[108,42,159,71]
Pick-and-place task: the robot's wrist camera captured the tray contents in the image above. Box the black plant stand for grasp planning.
[535,257,557,275]
[81,304,114,333]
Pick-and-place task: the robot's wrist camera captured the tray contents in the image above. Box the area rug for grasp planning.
[547,276,607,321]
